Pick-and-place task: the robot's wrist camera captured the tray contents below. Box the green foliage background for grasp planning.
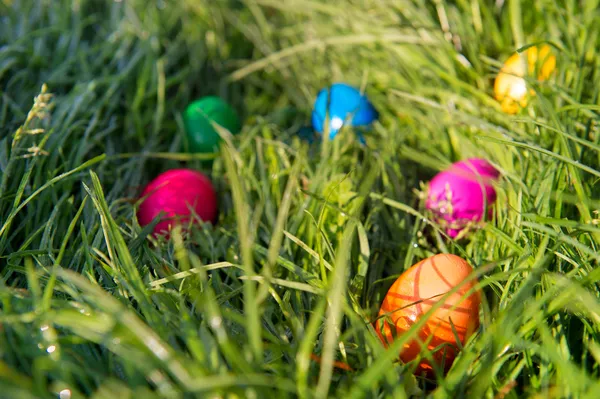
[1,0,600,398]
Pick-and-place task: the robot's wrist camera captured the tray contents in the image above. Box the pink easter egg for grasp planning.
[425,158,500,238]
[137,169,217,236]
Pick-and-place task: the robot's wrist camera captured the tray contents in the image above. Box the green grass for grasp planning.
[1,0,600,397]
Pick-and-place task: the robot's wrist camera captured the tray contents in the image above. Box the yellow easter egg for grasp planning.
[494,45,556,114]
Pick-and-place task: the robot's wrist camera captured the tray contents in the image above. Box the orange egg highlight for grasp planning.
[494,44,556,114]
[375,254,481,375]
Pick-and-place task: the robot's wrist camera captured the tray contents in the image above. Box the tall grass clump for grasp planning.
[1,0,599,398]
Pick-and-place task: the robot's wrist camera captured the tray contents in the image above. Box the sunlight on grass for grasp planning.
[0,0,599,397]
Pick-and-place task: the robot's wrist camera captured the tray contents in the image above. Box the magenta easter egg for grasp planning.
[425,158,499,238]
[137,169,217,236]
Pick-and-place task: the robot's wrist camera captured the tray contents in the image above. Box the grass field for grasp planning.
[1,0,600,398]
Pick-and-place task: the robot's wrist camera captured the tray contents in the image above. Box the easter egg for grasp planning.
[137,169,217,236]
[375,254,481,375]
[182,96,241,153]
[494,45,556,114]
[426,158,499,239]
[311,83,378,140]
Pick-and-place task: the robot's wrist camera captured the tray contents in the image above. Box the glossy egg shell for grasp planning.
[425,158,499,238]
[311,83,378,140]
[182,96,241,154]
[494,45,556,114]
[137,169,217,236]
[375,254,481,375]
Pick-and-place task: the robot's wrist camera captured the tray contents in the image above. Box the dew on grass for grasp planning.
[210,316,223,329]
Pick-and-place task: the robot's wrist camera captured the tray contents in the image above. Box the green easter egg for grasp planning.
[182,96,241,153]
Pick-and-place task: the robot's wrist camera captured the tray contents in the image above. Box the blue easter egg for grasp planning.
[311,83,378,140]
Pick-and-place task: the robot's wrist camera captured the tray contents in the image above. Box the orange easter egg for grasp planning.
[375,254,481,375]
[494,44,556,114]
